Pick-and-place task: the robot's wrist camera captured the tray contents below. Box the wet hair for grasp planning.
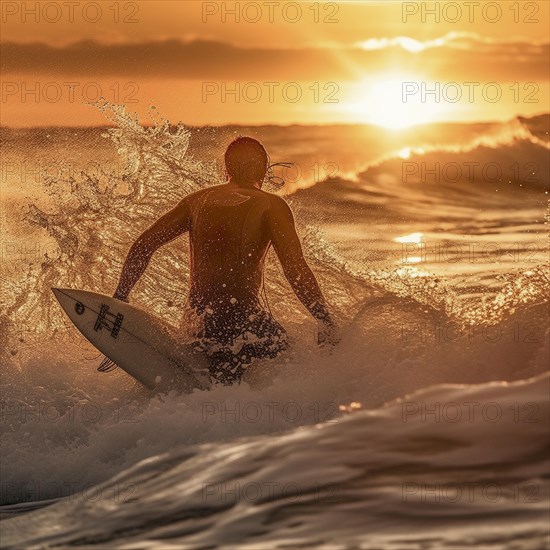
[225,136,268,185]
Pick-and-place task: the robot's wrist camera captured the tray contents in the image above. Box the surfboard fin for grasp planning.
[97,356,118,373]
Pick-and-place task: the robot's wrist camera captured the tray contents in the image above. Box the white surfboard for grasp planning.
[52,288,211,392]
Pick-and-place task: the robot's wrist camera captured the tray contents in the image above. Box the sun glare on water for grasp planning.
[394,232,424,244]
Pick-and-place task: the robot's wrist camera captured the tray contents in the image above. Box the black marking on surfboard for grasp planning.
[94,303,124,339]
[75,302,85,315]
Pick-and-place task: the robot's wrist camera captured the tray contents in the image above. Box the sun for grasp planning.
[343,74,453,129]
[365,78,423,128]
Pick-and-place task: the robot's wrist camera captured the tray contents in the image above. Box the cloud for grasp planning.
[1,36,548,81]
[356,31,548,53]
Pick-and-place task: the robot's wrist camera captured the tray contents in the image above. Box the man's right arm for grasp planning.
[113,196,191,302]
[267,196,338,344]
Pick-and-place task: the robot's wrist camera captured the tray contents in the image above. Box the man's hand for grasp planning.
[113,290,129,303]
[317,319,341,347]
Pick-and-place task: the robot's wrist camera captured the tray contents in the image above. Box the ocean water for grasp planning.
[0,102,549,548]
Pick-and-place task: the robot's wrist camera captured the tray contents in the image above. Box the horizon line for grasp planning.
[1,112,548,132]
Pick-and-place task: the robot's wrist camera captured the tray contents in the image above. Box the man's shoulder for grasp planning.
[185,185,221,204]
[185,185,290,212]
[255,189,285,204]
[263,192,291,213]
[234,187,288,210]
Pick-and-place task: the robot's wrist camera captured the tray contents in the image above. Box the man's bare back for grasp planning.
[187,183,273,313]
[114,137,338,384]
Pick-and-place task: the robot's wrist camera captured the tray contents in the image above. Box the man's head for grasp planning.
[225,136,268,187]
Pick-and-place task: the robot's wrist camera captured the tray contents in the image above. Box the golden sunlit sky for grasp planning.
[1,0,549,127]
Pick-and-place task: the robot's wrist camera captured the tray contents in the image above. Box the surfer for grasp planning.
[113,137,338,384]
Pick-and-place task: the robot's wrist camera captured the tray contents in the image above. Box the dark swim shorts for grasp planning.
[193,307,288,385]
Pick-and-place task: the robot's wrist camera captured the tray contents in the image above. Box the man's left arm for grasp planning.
[113,197,191,301]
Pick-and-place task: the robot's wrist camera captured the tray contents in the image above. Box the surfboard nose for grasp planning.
[52,287,70,301]
[51,287,79,309]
